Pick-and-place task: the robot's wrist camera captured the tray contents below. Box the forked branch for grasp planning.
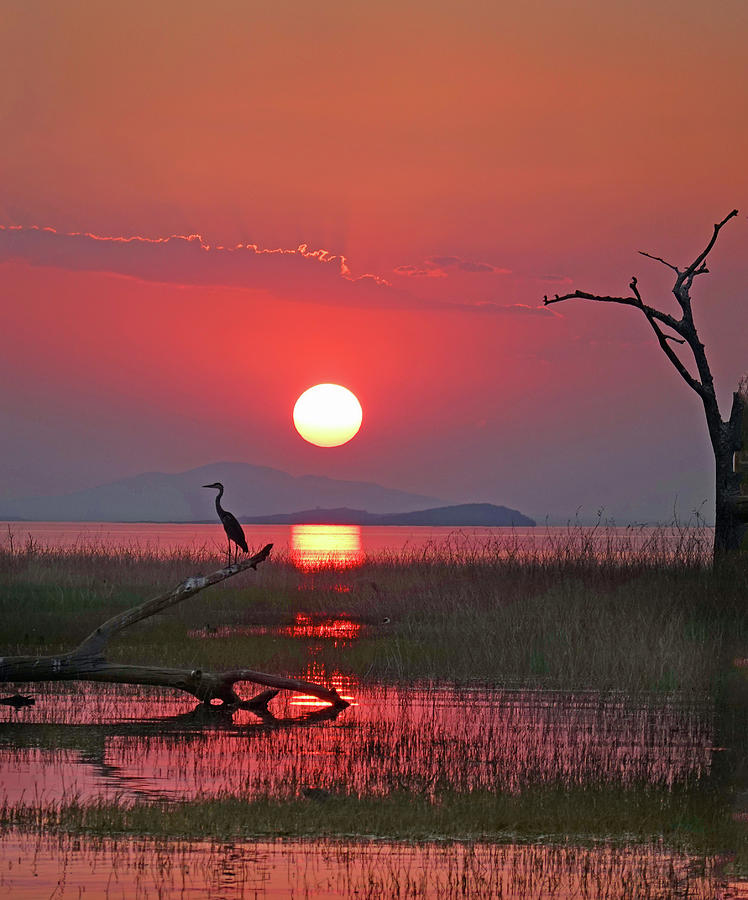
[680,209,738,282]
[0,543,348,710]
[542,211,740,402]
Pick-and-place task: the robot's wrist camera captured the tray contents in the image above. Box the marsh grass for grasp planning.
[1,524,745,692]
[1,787,742,860]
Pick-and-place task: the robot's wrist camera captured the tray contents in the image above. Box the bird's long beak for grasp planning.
[202,484,213,489]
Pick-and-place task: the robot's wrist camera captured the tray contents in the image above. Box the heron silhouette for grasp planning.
[202,482,249,565]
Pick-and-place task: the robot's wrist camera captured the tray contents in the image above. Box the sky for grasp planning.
[1,0,747,523]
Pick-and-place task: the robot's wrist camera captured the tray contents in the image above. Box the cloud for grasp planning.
[0,225,386,287]
[536,273,573,285]
[430,300,560,317]
[393,263,448,279]
[0,224,549,318]
[394,255,511,278]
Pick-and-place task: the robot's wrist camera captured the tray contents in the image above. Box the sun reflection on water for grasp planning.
[189,613,363,645]
[290,524,364,571]
[282,613,361,642]
[289,668,358,709]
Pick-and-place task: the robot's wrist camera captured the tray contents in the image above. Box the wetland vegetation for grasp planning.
[1,525,745,691]
[1,526,746,896]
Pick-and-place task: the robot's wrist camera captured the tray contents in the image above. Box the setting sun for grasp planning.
[293,384,363,447]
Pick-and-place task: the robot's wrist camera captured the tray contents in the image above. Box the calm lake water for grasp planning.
[1,520,712,567]
[0,832,733,899]
[0,680,714,805]
[1,681,741,898]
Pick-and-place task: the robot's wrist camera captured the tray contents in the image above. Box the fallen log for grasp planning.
[0,543,348,710]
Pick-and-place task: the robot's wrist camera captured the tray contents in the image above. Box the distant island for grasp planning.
[240,503,535,527]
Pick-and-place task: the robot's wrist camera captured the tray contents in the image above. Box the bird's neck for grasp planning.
[214,486,224,514]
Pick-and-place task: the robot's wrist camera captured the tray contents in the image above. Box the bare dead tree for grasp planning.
[544,210,747,560]
[0,543,348,710]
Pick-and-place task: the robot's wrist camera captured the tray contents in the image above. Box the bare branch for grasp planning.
[544,288,683,333]
[628,276,643,303]
[639,308,705,397]
[543,279,702,395]
[680,209,738,281]
[629,275,702,392]
[638,251,680,273]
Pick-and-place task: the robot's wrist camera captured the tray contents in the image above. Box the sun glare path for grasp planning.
[284,613,362,642]
[290,524,364,571]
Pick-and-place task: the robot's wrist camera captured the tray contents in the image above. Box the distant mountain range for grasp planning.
[0,461,441,522]
[0,462,534,526]
[241,504,535,527]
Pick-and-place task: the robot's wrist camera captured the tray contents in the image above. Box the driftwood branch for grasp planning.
[0,543,348,710]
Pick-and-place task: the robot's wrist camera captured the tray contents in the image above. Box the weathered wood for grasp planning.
[0,542,349,710]
[76,544,274,657]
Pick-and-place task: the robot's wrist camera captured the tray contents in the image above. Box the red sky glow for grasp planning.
[1,1,747,521]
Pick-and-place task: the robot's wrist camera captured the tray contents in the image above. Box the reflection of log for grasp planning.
[0,703,347,802]
[0,544,348,709]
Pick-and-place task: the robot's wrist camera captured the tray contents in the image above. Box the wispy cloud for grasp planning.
[0,225,552,318]
[394,255,511,278]
[0,224,405,308]
[0,224,391,282]
[433,300,560,317]
[393,263,448,279]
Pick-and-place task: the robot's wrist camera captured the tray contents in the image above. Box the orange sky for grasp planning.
[1,1,747,520]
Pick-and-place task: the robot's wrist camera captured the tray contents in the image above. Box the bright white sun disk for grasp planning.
[293,384,363,447]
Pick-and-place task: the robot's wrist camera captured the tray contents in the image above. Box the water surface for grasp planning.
[0,831,735,899]
[0,681,713,805]
[2,521,711,566]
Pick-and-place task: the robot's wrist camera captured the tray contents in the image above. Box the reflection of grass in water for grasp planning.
[0,829,733,900]
[2,788,744,863]
[1,683,716,801]
[1,529,745,691]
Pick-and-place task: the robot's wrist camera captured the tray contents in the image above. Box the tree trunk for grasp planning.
[714,387,748,560]
[0,544,349,711]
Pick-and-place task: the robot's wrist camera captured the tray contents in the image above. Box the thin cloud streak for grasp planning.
[394,255,511,278]
[0,224,549,317]
[433,300,561,317]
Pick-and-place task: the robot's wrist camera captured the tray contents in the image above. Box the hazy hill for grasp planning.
[243,503,535,526]
[0,462,442,522]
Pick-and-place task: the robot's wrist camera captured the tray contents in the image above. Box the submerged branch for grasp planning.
[0,543,349,710]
